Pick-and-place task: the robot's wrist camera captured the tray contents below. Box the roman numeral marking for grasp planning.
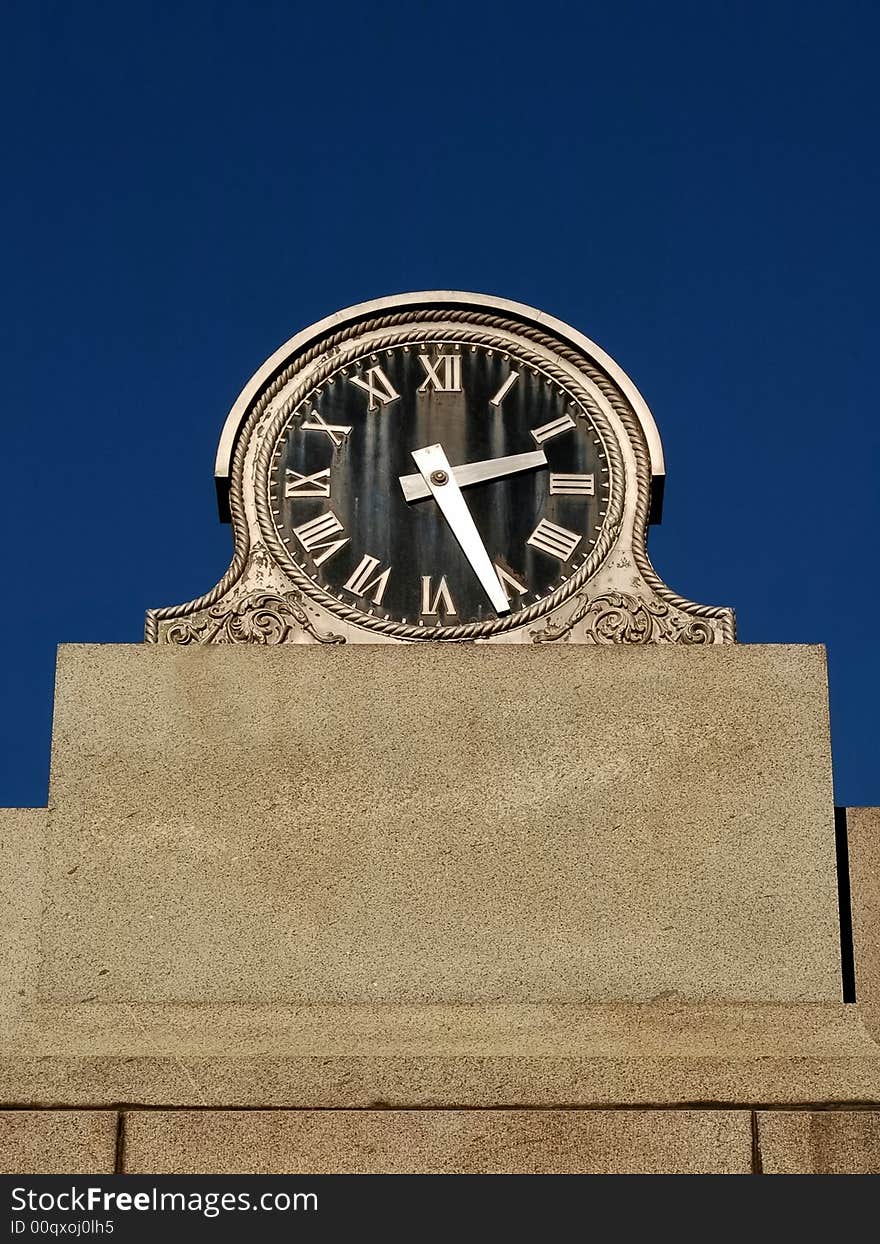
[285,467,331,498]
[420,575,457,616]
[418,353,462,392]
[527,518,582,562]
[301,409,352,447]
[293,511,349,566]
[349,365,400,411]
[530,413,576,444]
[343,553,391,606]
[549,473,595,496]
[490,371,520,407]
[494,564,528,599]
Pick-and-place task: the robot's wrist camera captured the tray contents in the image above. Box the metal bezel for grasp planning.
[252,322,626,641]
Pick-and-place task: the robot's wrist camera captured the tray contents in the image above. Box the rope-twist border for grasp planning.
[251,327,624,641]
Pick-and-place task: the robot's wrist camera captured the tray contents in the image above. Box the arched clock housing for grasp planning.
[147,292,734,645]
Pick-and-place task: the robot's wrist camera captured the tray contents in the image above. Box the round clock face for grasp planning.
[264,338,616,635]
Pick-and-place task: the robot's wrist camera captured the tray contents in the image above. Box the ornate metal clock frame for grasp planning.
[146,292,735,645]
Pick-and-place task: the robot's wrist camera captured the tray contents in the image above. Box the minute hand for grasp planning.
[410,443,510,614]
[399,448,547,503]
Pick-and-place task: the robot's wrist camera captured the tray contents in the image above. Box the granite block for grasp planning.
[38,643,841,1006]
[0,1110,117,1174]
[0,810,45,1014]
[849,808,880,1029]
[122,1108,752,1174]
[3,999,880,1108]
[757,1110,880,1174]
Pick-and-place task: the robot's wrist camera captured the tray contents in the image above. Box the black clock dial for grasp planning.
[267,341,612,629]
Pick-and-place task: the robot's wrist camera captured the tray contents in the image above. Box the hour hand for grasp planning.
[410,443,510,614]
[399,448,547,503]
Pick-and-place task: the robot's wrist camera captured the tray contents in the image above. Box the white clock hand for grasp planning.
[399,448,547,503]
[410,443,510,614]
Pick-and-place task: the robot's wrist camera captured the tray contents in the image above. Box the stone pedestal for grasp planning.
[2,644,879,1173]
[38,643,842,1004]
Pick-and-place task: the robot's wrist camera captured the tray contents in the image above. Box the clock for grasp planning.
[148,293,734,645]
[262,339,620,637]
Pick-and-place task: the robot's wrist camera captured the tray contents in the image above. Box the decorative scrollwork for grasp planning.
[164,591,345,646]
[249,542,275,578]
[532,592,715,645]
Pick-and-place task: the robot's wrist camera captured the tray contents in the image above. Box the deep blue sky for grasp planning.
[2,1,877,807]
